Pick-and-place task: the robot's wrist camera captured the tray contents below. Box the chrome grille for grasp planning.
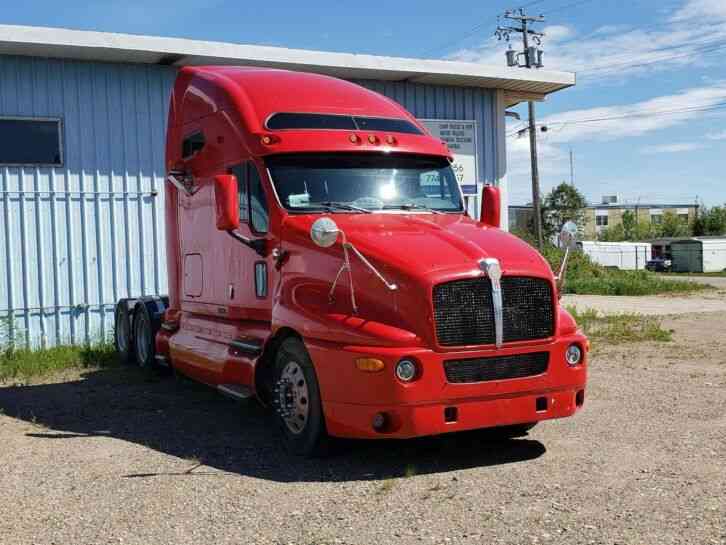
[433,276,554,346]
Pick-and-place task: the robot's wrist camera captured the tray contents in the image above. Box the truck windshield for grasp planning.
[266,153,464,213]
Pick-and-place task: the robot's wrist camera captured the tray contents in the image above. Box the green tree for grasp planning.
[660,211,691,238]
[694,205,726,236]
[598,224,626,241]
[621,210,636,240]
[542,182,588,240]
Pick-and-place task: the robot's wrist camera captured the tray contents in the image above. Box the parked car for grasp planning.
[646,257,672,272]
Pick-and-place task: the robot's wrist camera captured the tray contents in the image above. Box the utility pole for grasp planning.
[569,148,575,186]
[496,8,545,248]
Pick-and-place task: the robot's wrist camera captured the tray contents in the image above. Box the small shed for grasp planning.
[578,241,652,271]
[670,238,726,273]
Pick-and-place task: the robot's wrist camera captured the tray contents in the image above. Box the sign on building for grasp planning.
[421,119,479,195]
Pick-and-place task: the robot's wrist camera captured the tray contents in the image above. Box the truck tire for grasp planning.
[114,300,136,364]
[272,337,328,457]
[132,298,168,373]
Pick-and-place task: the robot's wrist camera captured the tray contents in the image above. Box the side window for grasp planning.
[229,164,249,222]
[182,131,205,159]
[248,163,269,234]
[229,162,268,233]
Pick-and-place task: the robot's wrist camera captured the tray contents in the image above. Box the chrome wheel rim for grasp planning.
[277,361,309,435]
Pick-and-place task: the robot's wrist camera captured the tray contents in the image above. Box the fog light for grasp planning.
[372,412,387,431]
[395,359,418,382]
[566,344,582,366]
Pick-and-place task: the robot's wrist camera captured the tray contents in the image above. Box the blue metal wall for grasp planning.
[0,57,503,347]
[0,56,176,347]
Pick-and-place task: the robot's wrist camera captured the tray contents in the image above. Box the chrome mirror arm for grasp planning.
[328,231,397,314]
[555,246,571,296]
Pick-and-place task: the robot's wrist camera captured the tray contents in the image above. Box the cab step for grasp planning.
[217,384,253,400]
[229,337,263,357]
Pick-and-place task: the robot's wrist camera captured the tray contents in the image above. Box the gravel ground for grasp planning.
[1,312,725,545]
[562,288,726,316]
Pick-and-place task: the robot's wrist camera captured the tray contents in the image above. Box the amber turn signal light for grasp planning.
[355,358,385,372]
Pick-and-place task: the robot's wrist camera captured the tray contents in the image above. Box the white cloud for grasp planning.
[536,81,726,144]
[706,130,726,140]
[671,0,726,21]
[504,82,726,203]
[446,1,726,85]
[640,142,704,154]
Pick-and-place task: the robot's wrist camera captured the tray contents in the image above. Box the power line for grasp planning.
[541,0,598,16]
[575,35,726,72]
[582,41,726,74]
[419,0,549,58]
[506,100,726,136]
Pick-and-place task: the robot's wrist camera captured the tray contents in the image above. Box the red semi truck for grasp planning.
[114,66,587,456]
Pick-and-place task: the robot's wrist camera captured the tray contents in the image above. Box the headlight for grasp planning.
[565,344,583,366]
[395,359,418,382]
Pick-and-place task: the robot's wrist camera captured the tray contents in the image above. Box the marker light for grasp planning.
[368,135,379,144]
[261,135,273,145]
[566,344,583,366]
[356,358,385,373]
[349,134,360,144]
[395,359,418,382]
[386,135,396,145]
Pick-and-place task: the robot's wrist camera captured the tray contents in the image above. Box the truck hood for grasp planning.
[283,212,553,281]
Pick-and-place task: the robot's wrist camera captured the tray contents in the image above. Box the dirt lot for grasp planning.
[1,309,725,544]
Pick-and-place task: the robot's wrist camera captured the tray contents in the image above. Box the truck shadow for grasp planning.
[0,367,546,483]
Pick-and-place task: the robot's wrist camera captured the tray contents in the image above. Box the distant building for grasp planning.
[583,196,699,238]
[509,205,535,232]
[508,195,699,239]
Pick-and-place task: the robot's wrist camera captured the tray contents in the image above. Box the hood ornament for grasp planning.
[480,258,504,349]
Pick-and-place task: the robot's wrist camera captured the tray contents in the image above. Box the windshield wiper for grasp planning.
[318,201,372,213]
[384,203,444,214]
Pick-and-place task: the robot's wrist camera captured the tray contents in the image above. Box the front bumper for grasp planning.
[306,333,587,439]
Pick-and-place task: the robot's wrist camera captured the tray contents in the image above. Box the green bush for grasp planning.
[0,342,117,381]
[539,245,712,296]
[567,306,672,344]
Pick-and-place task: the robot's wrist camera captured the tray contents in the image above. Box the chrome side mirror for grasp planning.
[560,221,578,250]
[555,221,579,296]
[310,217,340,248]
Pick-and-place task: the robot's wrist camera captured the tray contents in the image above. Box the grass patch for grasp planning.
[541,246,713,296]
[0,342,117,382]
[568,306,673,344]
[661,271,726,278]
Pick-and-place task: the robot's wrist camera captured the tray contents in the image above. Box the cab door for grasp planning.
[224,160,272,320]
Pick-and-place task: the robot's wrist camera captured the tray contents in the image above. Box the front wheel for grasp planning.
[272,337,328,457]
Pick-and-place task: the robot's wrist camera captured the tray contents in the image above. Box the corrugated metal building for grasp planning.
[670,238,726,273]
[0,25,574,347]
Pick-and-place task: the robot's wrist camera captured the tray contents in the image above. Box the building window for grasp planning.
[596,214,608,227]
[651,214,663,225]
[0,118,63,166]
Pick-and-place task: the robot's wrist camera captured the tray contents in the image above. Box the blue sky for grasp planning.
[4,0,725,206]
